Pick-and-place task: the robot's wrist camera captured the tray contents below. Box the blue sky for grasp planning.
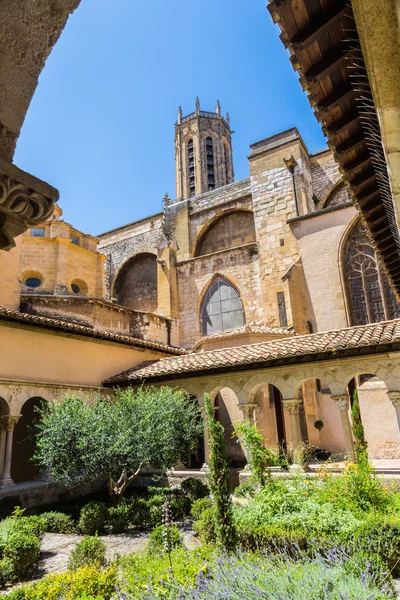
[14,0,326,236]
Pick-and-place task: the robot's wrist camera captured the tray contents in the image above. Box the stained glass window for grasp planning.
[344,220,400,325]
[201,279,244,336]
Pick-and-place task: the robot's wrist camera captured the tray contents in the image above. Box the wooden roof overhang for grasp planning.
[268,0,400,295]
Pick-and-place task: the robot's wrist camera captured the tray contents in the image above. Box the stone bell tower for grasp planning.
[175,98,234,199]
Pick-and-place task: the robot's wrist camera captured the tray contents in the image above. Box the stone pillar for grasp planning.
[332,395,354,459]
[282,399,303,450]
[200,395,215,470]
[387,391,400,434]
[0,416,20,487]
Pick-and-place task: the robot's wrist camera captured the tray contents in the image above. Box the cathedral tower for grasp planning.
[175,98,234,199]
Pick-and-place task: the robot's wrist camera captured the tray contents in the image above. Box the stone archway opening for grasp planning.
[214,388,246,468]
[11,397,45,484]
[253,384,287,453]
[348,374,400,460]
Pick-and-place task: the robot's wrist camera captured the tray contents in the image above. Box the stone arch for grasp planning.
[321,180,352,209]
[209,384,245,467]
[0,398,10,416]
[248,382,287,451]
[193,209,256,257]
[11,396,46,483]
[113,252,158,312]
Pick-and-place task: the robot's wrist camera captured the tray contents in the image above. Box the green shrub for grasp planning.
[0,531,41,582]
[349,518,400,577]
[170,495,191,520]
[40,511,75,533]
[79,502,108,535]
[68,536,107,571]
[193,506,217,545]
[147,524,183,555]
[128,497,150,529]
[236,523,309,553]
[106,503,130,533]
[7,565,117,600]
[191,497,212,519]
[234,480,257,499]
[180,477,209,501]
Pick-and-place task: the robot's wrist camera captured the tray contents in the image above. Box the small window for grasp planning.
[31,228,44,237]
[71,283,81,294]
[25,277,41,289]
[70,235,80,246]
[307,320,314,334]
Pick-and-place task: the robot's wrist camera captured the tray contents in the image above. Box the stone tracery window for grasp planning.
[344,220,400,325]
[188,139,195,197]
[201,278,244,336]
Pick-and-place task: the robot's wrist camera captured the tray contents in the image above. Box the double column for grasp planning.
[282,399,303,450]
[331,395,354,459]
[0,416,19,487]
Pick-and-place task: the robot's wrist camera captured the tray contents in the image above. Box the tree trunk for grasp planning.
[108,463,143,505]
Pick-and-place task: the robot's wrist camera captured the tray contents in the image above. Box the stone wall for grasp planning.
[195,210,256,257]
[114,253,158,312]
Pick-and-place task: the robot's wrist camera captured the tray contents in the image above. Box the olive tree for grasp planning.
[33,386,203,503]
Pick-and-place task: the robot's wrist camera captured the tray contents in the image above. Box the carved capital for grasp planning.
[282,399,303,415]
[332,395,350,412]
[0,415,20,431]
[239,403,258,419]
[387,391,400,409]
[0,164,57,251]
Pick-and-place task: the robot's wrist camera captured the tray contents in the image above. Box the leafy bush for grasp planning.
[180,477,209,501]
[106,503,130,533]
[191,497,216,544]
[349,518,400,577]
[191,497,212,520]
[147,524,183,554]
[234,480,257,499]
[68,536,107,571]
[128,497,150,529]
[7,565,117,600]
[40,511,75,533]
[79,502,108,535]
[0,531,41,583]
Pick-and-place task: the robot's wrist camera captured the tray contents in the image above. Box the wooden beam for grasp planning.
[342,153,372,174]
[317,83,354,112]
[305,48,350,82]
[325,110,361,135]
[356,187,380,205]
[290,2,349,50]
[336,131,365,156]
[348,170,376,189]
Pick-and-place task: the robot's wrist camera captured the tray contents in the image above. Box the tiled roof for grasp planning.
[106,320,400,385]
[0,308,185,356]
[192,325,295,350]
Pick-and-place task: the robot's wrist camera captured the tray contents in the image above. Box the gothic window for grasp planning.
[187,139,195,198]
[344,220,400,325]
[206,137,215,190]
[201,278,244,336]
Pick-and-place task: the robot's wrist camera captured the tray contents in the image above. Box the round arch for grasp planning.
[113,252,158,312]
[192,209,256,258]
[11,396,46,483]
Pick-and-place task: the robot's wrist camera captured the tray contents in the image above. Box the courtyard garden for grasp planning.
[0,388,399,598]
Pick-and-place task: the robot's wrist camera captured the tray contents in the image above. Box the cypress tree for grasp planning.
[204,393,236,551]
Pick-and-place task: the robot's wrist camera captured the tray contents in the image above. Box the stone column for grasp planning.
[332,395,354,459]
[387,391,400,434]
[0,416,20,487]
[200,396,215,471]
[282,399,303,450]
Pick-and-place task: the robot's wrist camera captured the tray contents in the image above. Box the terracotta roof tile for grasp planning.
[105,320,400,385]
[0,308,185,356]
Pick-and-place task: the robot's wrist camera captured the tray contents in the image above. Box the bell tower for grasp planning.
[175,98,234,199]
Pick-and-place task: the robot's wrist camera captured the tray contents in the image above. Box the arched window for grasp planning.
[201,279,244,336]
[188,139,195,198]
[344,219,400,325]
[206,137,215,190]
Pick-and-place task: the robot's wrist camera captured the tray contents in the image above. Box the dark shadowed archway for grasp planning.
[11,397,45,483]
